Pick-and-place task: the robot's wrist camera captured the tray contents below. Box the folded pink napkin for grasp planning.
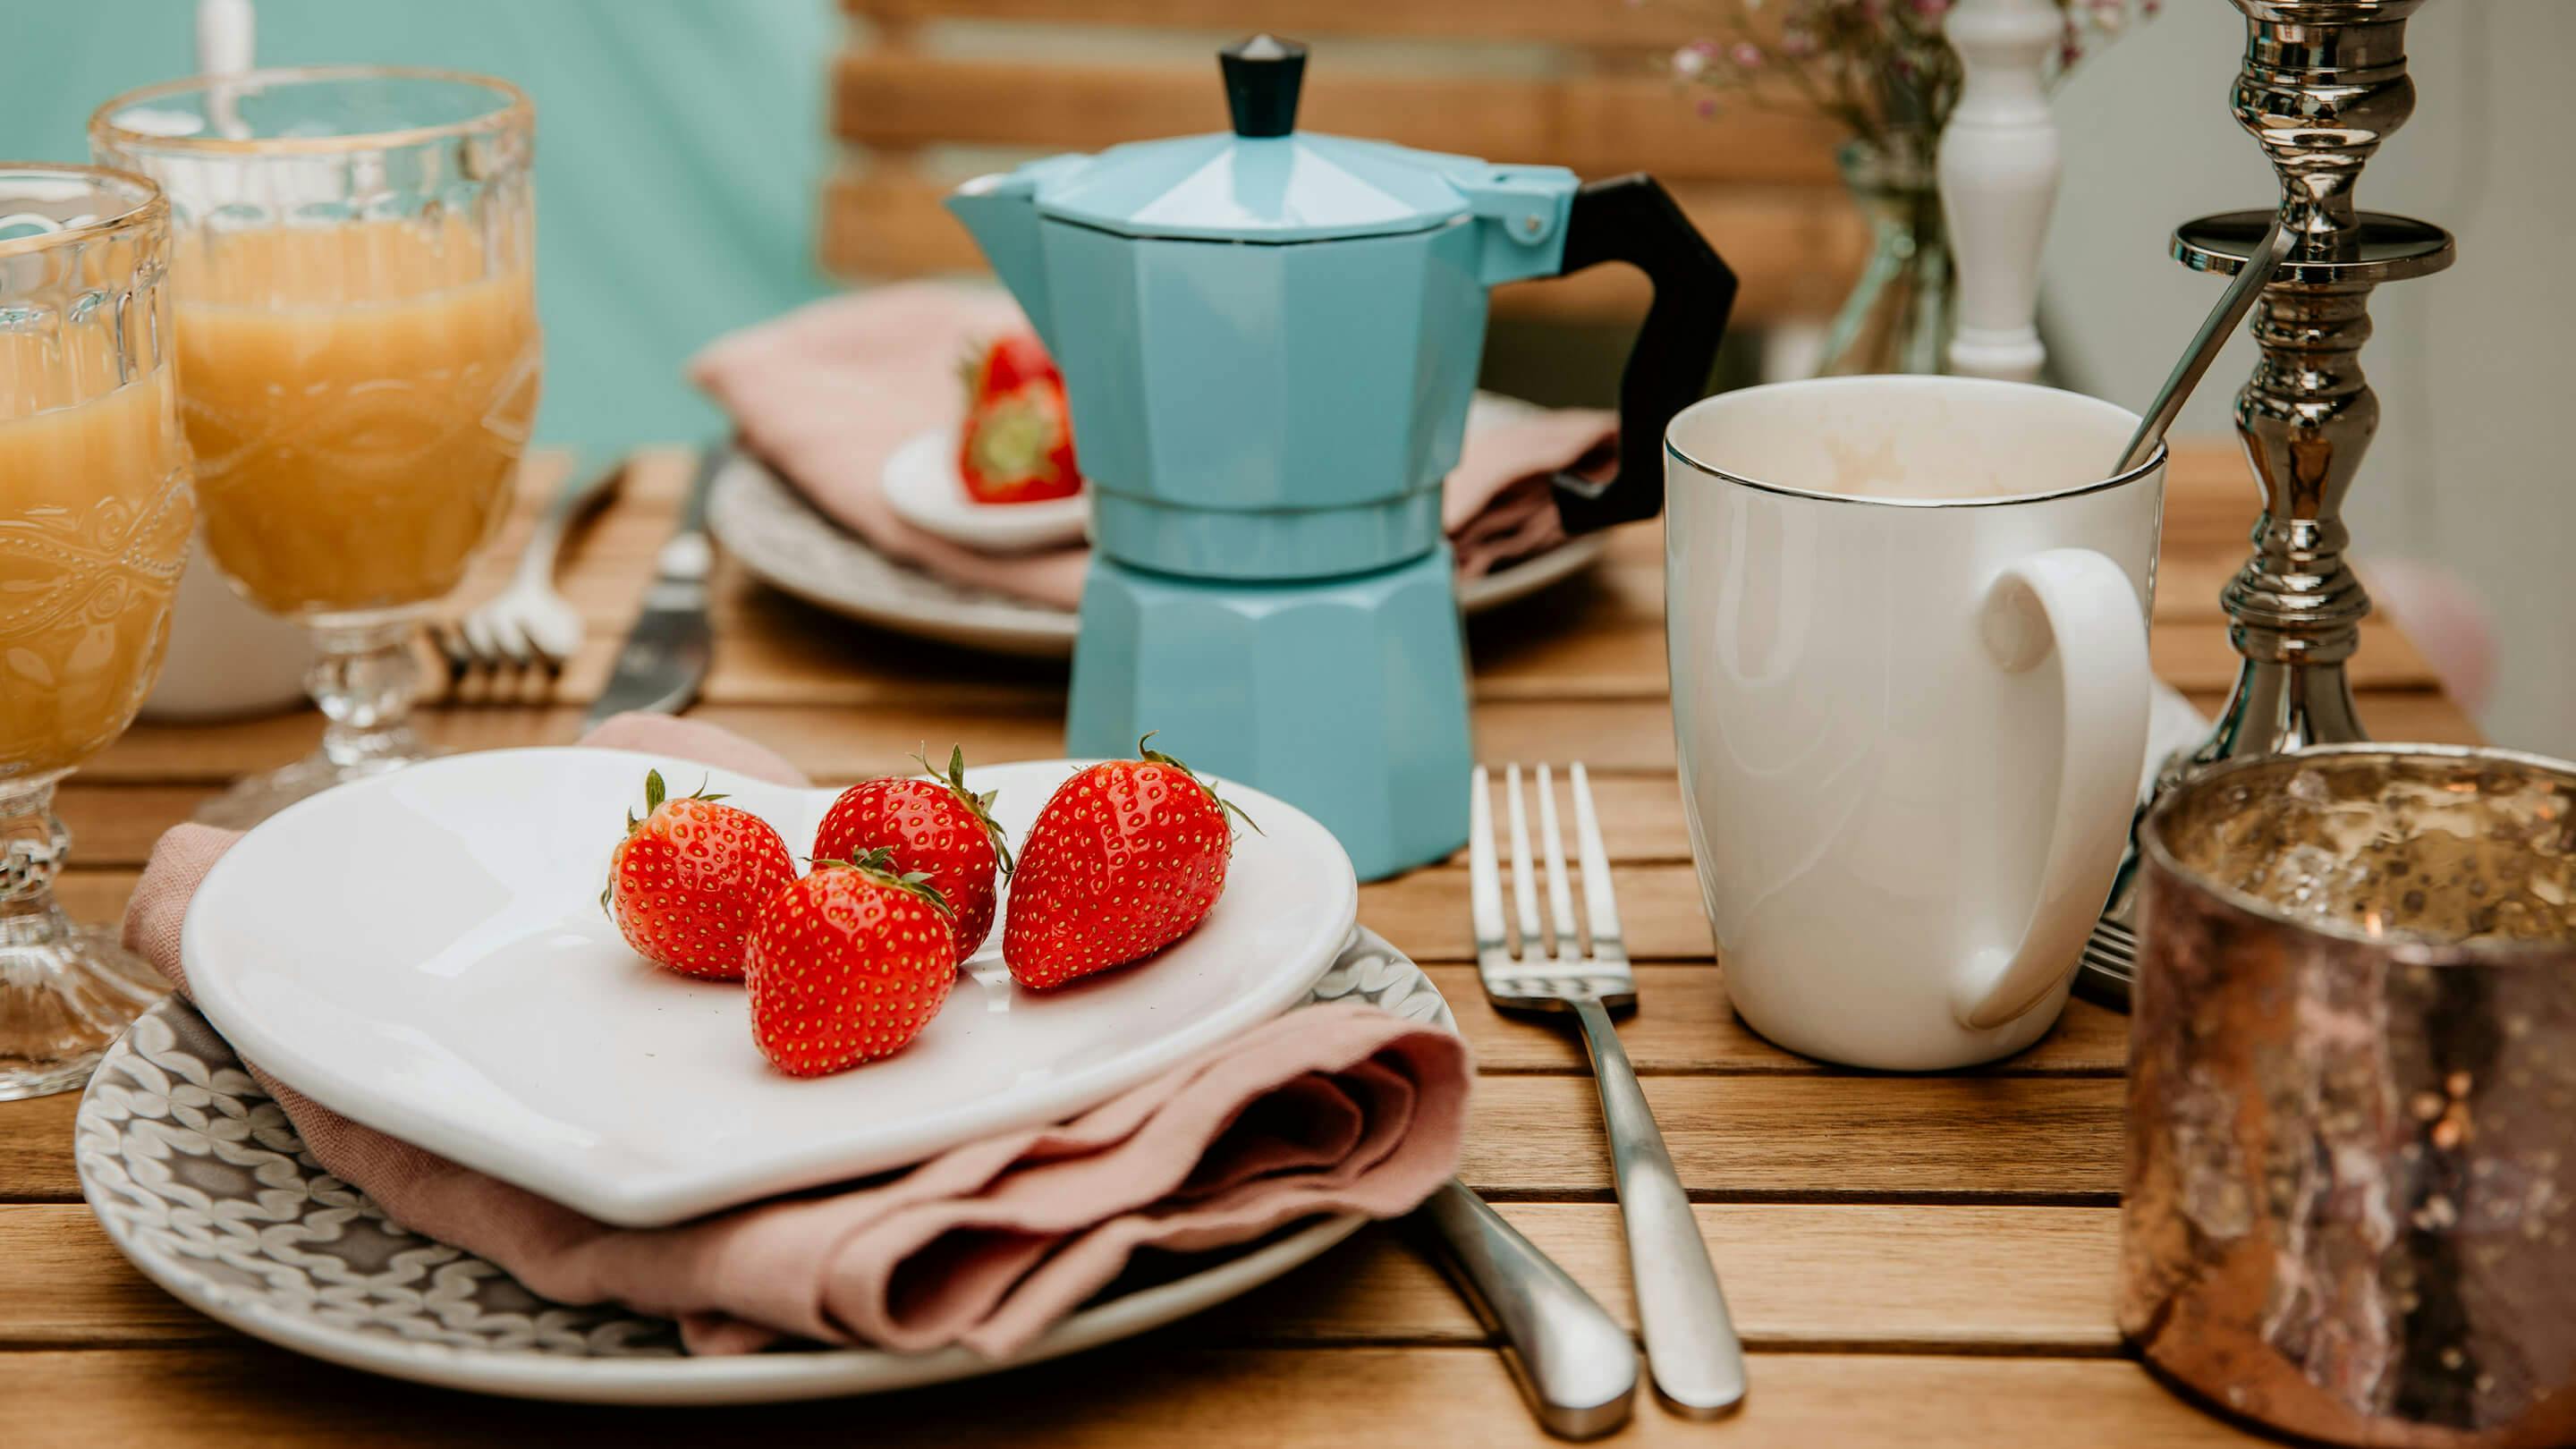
[121,714,1470,1359]
[690,281,1614,610]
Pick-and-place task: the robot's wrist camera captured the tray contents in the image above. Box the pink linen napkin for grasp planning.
[120,714,1470,1359]
[690,281,1614,610]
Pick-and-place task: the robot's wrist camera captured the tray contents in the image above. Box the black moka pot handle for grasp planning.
[1545,175,1737,535]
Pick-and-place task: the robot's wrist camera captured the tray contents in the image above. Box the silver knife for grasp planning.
[584,445,727,729]
[1417,1181,1640,1439]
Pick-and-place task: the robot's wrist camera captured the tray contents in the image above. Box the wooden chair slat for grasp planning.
[821,172,1868,325]
[844,0,1719,49]
[833,53,1842,187]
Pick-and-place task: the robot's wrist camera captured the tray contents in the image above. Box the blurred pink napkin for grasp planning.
[691,281,1614,610]
[121,714,1470,1358]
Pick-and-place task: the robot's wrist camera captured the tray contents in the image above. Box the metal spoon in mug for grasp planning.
[2080,218,2296,1006]
[2114,219,2294,475]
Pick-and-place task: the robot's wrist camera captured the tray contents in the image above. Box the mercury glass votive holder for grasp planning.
[2123,743,2576,1448]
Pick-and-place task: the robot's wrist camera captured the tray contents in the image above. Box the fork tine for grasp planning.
[504,618,562,676]
[459,613,502,671]
[1534,764,1580,963]
[503,619,542,672]
[1569,764,1624,957]
[432,624,474,683]
[1468,767,1508,964]
[1504,764,1544,961]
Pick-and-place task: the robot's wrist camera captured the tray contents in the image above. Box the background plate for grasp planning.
[75,930,1450,1405]
[179,751,1359,1226]
[711,451,1608,661]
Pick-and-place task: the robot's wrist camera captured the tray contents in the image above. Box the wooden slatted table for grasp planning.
[0,442,2480,1445]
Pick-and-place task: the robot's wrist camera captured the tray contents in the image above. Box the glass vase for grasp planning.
[1816,138,1956,377]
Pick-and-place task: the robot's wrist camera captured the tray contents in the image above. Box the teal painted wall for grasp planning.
[0,0,836,452]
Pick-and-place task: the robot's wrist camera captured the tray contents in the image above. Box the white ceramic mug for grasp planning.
[1665,376,2162,1070]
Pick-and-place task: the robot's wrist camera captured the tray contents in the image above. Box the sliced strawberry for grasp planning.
[957,333,1080,504]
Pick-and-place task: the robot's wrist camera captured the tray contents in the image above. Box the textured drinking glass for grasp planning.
[93,67,540,827]
[0,164,191,1099]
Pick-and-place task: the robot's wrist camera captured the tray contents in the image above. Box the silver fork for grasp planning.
[436,456,624,679]
[2074,862,2144,1009]
[1470,762,1749,1418]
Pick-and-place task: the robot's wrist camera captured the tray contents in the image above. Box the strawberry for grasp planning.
[603,769,795,980]
[1003,736,1257,990]
[956,333,1080,504]
[811,746,1012,963]
[745,850,957,1075]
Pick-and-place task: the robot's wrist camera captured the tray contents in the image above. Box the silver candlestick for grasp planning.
[2079,0,2457,1010]
[2169,0,2455,774]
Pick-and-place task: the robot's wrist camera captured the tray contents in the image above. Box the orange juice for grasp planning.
[174,220,538,617]
[0,348,191,780]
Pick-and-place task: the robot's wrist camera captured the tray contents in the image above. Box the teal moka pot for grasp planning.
[948,37,1734,879]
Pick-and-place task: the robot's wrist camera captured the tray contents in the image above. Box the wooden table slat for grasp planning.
[71,684,2481,790]
[0,1199,2121,1352]
[0,1343,2264,1446]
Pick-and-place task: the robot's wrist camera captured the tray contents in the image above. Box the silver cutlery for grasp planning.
[1470,762,1748,1418]
[1417,1181,1640,1439]
[2078,219,2295,1008]
[583,445,726,729]
[439,455,625,679]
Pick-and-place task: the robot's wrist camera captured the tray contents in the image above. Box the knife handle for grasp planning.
[1416,1178,1638,1440]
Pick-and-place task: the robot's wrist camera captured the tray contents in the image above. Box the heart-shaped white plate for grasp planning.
[180,750,1359,1227]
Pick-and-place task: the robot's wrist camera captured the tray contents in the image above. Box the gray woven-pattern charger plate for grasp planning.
[74,928,1449,1404]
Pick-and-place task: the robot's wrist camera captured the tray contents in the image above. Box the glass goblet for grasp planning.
[93,67,541,828]
[0,164,191,1099]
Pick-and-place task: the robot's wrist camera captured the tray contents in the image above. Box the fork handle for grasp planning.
[1417,1179,1638,1440]
[1572,996,1748,1418]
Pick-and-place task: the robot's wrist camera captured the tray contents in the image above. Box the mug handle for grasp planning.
[1950,547,2151,1031]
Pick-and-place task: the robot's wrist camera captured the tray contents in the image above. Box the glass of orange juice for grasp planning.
[0,164,192,1099]
[93,67,539,827]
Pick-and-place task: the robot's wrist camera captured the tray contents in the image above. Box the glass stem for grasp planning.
[0,778,72,950]
[309,621,426,769]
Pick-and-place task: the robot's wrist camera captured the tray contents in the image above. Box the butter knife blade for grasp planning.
[584,445,726,730]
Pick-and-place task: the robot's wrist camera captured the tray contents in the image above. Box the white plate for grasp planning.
[881,426,1090,555]
[179,750,1360,1227]
[76,930,1451,1404]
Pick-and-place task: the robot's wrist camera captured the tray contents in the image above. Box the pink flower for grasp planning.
[1696,97,1717,119]
[1672,44,1710,79]
[1780,25,1818,57]
[1730,40,1766,69]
